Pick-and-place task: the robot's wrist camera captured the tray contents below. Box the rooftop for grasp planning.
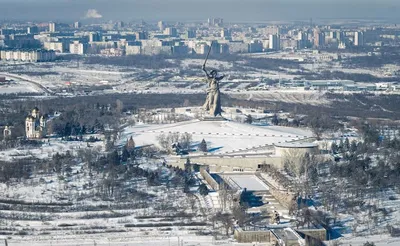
[274,142,317,148]
[272,228,302,241]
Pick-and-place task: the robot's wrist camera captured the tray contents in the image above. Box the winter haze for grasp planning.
[0,0,399,22]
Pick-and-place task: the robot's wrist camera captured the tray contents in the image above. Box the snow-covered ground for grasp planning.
[0,138,104,161]
[120,120,312,155]
[0,79,41,94]
[2,58,395,108]
[181,58,234,70]
[334,234,400,246]
[5,235,259,246]
[225,175,269,191]
[0,154,210,245]
[229,90,330,105]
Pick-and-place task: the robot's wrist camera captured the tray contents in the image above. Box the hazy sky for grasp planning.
[1,0,399,22]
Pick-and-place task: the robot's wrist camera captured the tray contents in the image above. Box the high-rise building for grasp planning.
[136,31,148,40]
[49,22,56,33]
[269,34,280,50]
[1,28,16,36]
[184,30,196,39]
[188,30,196,39]
[298,31,307,41]
[220,43,229,54]
[208,18,223,26]
[210,42,221,54]
[195,43,209,55]
[69,41,87,55]
[3,34,40,49]
[248,40,263,53]
[164,27,178,37]
[27,26,39,34]
[297,31,308,49]
[221,28,231,39]
[158,21,165,32]
[89,32,102,42]
[335,31,345,42]
[313,29,325,47]
[74,21,81,29]
[354,31,364,46]
[117,21,125,29]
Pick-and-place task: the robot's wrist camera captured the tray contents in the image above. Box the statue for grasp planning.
[202,64,224,116]
[201,43,224,117]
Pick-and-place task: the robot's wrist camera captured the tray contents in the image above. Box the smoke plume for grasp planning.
[84,9,103,19]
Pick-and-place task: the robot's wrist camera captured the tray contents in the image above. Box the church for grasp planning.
[25,107,47,139]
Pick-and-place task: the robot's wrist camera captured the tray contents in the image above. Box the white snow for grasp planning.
[0,138,104,161]
[0,80,41,94]
[225,175,269,191]
[120,120,312,155]
[6,234,244,246]
[334,234,400,246]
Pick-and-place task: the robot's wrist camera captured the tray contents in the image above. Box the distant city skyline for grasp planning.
[0,0,399,22]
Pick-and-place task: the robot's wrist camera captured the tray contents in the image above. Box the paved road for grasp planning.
[0,73,55,95]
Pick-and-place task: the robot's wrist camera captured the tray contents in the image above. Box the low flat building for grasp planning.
[100,48,124,56]
[126,45,141,55]
[43,41,64,53]
[0,49,56,62]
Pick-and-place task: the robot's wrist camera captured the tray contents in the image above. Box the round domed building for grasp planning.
[274,142,318,157]
[274,142,319,170]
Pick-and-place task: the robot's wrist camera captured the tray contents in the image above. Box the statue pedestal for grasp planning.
[201,115,226,121]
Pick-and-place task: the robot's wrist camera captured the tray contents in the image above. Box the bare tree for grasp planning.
[214,212,234,236]
[283,149,308,178]
[157,132,193,153]
[188,195,197,213]
[157,133,169,152]
[232,204,247,227]
[77,148,99,176]
[115,99,124,114]
[180,132,193,150]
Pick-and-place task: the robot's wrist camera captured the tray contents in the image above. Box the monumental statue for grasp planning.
[202,43,224,117]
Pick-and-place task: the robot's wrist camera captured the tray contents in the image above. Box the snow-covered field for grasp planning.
[335,234,400,246]
[229,90,330,105]
[2,57,394,109]
[0,79,41,94]
[181,58,234,70]
[0,138,104,161]
[6,235,259,246]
